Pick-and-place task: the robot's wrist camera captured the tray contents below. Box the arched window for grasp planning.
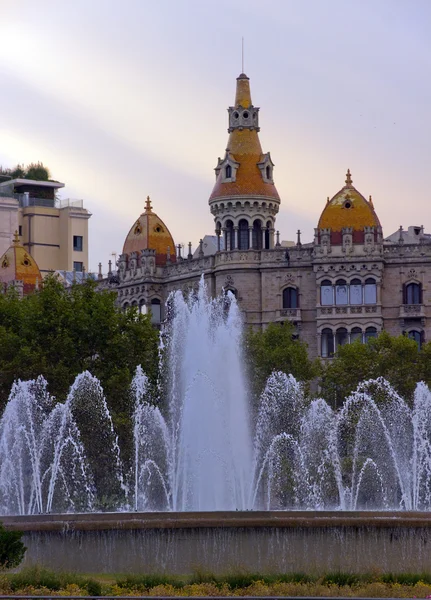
[283,287,298,309]
[408,330,422,349]
[335,327,348,348]
[266,165,271,180]
[225,164,232,179]
[238,219,249,250]
[351,327,363,343]
[364,278,377,304]
[123,302,129,309]
[365,326,377,342]
[350,278,363,305]
[405,282,421,305]
[321,280,333,306]
[335,279,348,305]
[321,328,334,357]
[265,220,271,249]
[225,220,234,251]
[150,298,162,326]
[252,220,262,250]
[139,301,147,315]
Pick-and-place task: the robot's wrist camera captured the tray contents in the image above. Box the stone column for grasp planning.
[270,228,275,249]
[216,231,221,252]
[262,229,266,249]
[249,227,253,249]
[234,226,239,250]
[222,228,227,251]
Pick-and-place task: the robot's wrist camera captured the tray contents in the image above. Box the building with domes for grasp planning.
[104,73,431,357]
[0,230,42,295]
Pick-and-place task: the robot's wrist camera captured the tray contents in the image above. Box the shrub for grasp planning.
[0,524,26,569]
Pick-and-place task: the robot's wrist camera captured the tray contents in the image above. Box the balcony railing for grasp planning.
[59,198,84,209]
[400,304,425,319]
[276,308,301,322]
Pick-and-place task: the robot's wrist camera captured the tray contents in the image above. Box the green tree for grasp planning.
[0,276,159,469]
[320,331,421,407]
[245,322,318,402]
[24,162,50,181]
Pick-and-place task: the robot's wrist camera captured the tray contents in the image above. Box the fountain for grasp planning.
[2,276,431,573]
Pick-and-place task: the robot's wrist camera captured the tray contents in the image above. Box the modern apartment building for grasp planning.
[0,178,91,274]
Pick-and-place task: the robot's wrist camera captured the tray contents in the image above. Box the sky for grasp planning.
[1,0,431,271]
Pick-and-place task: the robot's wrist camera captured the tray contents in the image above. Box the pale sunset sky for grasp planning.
[1,0,430,270]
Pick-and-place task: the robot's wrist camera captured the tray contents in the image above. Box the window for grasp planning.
[283,288,298,309]
[364,278,377,304]
[73,235,83,252]
[365,326,377,342]
[238,219,249,250]
[73,261,83,272]
[225,220,234,251]
[150,299,161,326]
[252,220,262,249]
[351,327,363,343]
[408,330,422,349]
[265,221,271,249]
[405,282,421,305]
[321,280,333,306]
[18,225,22,236]
[225,164,232,179]
[321,328,334,357]
[335,327,348,348]
[266,165,271,180]
[335,279,348,305]
[350,279,362,305]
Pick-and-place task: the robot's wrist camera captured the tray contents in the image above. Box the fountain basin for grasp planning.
[4,511,431,574]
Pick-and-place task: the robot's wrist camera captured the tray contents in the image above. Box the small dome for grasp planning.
[318,170,381,235]
[0,231,42,294]
[123,197,175,266]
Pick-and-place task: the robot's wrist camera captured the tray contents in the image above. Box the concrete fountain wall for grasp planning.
[3,511,431,574]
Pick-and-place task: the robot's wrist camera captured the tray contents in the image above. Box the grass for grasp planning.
[3,567,431,597]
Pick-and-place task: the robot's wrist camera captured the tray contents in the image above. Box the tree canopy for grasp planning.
[0,162,51,181]
[0,276,159,466]
[319,331,431,407]
[245,322,318,402]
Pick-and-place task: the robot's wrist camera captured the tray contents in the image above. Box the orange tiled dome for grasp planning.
[318,170,381,233]
[0,231,42,294]
[123,197,175,266]
[209,74,280,201]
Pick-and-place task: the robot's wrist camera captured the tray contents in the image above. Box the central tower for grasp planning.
[209,73,281,251]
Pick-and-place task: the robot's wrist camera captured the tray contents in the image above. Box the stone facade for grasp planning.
[102,74,431,359]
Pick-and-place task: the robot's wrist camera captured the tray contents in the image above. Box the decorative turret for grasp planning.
[317,170,382,245]
[122,196,176,266]
[0,230,42,295]
[209,74,281,251]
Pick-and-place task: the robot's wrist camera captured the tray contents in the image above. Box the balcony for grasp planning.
[318,305,381,319]
[400,304,425,321]
[276,308,301,322]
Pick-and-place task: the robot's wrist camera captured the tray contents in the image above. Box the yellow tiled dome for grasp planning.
[0,231,42,294]
[123,197,175,265]
[318,170,381,232]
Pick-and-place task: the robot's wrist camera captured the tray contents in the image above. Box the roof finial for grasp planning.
[145,195,152,213]
[345,169,352,187]
[241,37,244,74]
[369,194,374,207]
[13,230,19,244]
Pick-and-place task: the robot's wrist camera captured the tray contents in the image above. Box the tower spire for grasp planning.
[345,169,353,187]
[241,37,244,74]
